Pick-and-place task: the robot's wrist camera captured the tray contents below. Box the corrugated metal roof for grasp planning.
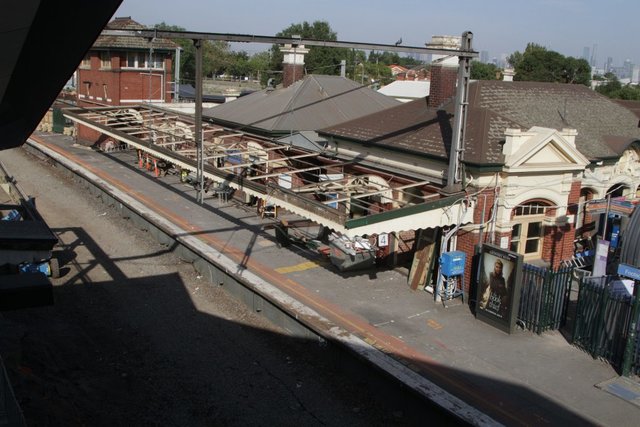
[378,80,430,101]
[320,81,640,164]
[92,17,177,51]
[203,75,400,134]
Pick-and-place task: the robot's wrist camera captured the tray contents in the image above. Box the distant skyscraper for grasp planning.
[582,47,590,62]
[624,59,633,78]
[590,44,598,67]
[480,50,489,64]
[606,56,613,73]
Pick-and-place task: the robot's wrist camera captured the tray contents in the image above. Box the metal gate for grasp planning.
[518,264,573,334]
[571,276,639,374]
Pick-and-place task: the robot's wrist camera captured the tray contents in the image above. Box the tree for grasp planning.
[154,22,193,82]
[268,21,349,84]
[470,61,500,80]
[247,51,271,82]
[508,43,591,86]
[595,74,640,100]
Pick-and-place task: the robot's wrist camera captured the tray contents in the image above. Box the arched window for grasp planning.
[510,201,549,260]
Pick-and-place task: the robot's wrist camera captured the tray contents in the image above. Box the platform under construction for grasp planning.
[64,104,471,238]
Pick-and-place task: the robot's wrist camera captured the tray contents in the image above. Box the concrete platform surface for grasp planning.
[18,132,640,426]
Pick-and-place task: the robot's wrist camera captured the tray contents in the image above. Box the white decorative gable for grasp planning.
[503,127,589,173]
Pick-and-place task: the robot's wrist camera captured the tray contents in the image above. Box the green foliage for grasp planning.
[154,22,193,80]
[154,22,272,85]
[367,51,421,72]
[269,21,349,83]
[595,74,640,100]
[508,43,591,85]
[247,51,271,83]
[470,61,500,80]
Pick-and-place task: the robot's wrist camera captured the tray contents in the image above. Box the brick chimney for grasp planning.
[426,35,461,108]
[428,61,458,108]
[281,42,309,88]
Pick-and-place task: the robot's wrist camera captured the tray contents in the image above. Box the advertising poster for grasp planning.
[475,244,523,334]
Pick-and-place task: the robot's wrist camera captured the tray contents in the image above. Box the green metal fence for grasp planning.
[518,264,574,334]
[571,276,639,374]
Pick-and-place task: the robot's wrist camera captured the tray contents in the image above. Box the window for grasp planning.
[510,202,548,260]
[80,54,91,68]
[125,52,165,69]
[151,53,164,69]
[127,52,137,68]
[100,52,111,69]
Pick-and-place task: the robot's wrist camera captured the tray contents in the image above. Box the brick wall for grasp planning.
[428,63,458,108]
[543,180,582,268]
[77,50,173,105]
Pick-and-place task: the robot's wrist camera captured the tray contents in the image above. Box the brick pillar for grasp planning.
[545,180,582,269]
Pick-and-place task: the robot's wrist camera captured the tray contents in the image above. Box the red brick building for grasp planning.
[320,71,640,293]
[76,17,177,144]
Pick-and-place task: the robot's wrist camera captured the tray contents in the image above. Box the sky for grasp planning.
[114,0,640,67]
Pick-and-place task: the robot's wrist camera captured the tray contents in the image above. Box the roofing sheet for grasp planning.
[378,80,430,100]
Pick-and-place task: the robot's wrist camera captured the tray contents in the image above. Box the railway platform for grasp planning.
[20,132,640,426]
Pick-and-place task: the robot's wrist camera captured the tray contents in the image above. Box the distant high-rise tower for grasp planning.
[590,44,598,67]
[582,47,590,62]
[480,50,489,64]
[606,56,613,73]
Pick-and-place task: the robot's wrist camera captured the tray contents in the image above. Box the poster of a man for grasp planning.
[475,244,522,333]
[479,258,510,318]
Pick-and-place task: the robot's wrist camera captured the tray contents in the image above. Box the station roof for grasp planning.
[64,104,472,237]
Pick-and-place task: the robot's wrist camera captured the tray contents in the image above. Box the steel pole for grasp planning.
[444,31,473,194]
[622,280,640,376]
[194,39,204,204]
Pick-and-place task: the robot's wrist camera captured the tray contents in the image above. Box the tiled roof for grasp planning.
[203,75,401,134]
[92,17,177,51]
[471,81,640,160]
[320,81,640,164]
[615,99,640,119]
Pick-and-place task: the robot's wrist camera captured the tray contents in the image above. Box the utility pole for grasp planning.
[194,39,204,204]
[444,31,474,194]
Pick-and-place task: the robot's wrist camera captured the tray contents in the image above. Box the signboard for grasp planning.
[586,197,635,217]
[592,239,610,277]
[618,263,640,281]
[378,233,389,247]
[278,174,292,189]
[475,244,523,334]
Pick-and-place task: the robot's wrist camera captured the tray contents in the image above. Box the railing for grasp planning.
[518,265,574,334]
[571,276,638,374]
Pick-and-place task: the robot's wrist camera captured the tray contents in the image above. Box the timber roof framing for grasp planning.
[64,104,467,236]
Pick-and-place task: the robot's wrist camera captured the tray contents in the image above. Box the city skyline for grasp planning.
[115,0,640,67]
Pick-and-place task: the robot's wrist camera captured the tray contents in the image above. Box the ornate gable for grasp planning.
[502,126,589,173]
